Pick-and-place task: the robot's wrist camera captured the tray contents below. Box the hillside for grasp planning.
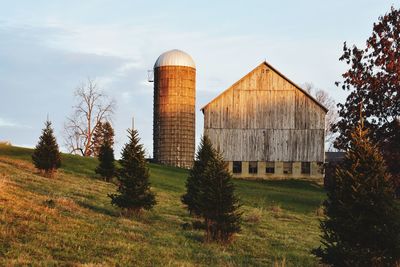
[0,145,325,266]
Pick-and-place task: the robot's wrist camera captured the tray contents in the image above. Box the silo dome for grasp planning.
[154,49,196,69]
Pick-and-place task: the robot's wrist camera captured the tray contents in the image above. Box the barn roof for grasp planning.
[200,61,329,113]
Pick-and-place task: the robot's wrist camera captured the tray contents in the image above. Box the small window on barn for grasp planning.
[283,162,292,174]
[232,161,242,174]
[265,162,275,174]
[301,162,311,174]
[249,161,258,174]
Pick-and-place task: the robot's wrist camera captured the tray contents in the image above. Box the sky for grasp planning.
[0,0,397,157]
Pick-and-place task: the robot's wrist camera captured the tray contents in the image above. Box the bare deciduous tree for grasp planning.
[302,82,314,95]
[302,83,339,150]
[64,78,115,156]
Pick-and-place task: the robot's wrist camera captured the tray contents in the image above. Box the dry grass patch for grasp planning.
[0,157,36,173]
[315,206,325,217]
[244,208,264,224]
[273,257,287,267]
[56,197,81,212]
[271,204,282,214]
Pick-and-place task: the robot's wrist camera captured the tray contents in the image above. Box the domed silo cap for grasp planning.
[154,49,196,69]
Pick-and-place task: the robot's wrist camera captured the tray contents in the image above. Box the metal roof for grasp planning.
[154,49,196,69]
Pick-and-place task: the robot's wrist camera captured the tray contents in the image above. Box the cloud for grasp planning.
[0,118,17,127]
[98,61,142,87]
[0,117,29,128]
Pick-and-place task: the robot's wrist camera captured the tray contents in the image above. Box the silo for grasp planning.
[153,49,196,169]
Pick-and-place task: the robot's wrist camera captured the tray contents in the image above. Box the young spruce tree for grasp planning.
[109,129,156,215]
[95,141,115,182]
[91,121,115,157]
[181,135,215,216]
[32,120,61,177]
[182,135,241,242]
[313,123,400,266]
[201,150,241,243]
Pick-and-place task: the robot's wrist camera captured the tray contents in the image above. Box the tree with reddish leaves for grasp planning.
[333,6,400,190]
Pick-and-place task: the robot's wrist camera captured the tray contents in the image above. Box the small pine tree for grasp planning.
[102,122,114,145]
[182,136,241,243]
[91,121,115,157]
[91,122,104,156]
[182,136,215,216]
[201,150,241,243]
[109,129,156,215]
[313,124,400,266]
[32,120,61,177]
[95,141,115,182]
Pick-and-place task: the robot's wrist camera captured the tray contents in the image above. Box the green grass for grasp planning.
[0,144,326,266]
[0,145,99,177]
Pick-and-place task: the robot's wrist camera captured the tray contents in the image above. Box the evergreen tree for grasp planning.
[201,150,241,243]
[182,136,215,216]
[102,121,114,145]
[182,135,241,243]
[91,121,115,157]
[313,123,400,266]
[91,121,104,156]
[32,120,61,177]
[382,119,400,198]
[109,129,156,215]
[95,141,115,182]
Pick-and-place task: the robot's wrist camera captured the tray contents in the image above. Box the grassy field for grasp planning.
[0,145,326,266]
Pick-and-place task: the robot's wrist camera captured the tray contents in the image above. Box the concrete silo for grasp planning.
[153,49,196,169]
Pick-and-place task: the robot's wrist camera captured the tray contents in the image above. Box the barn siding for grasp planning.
[203,62,326,163]
[205,128,324,162]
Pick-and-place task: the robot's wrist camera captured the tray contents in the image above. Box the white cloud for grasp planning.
[0,118,17,127]
[98,61,142,87]
[0,117,29,128]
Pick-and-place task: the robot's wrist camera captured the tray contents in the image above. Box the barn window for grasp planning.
[249,161,258,174]
[265,162,275,174]
[232,161,242,174]
[283,162,292,174]
[301,162,311,174]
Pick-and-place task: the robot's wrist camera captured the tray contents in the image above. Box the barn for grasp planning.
[201,61,328,179]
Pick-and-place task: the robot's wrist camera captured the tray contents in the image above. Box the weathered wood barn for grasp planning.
[201,61,327,179]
